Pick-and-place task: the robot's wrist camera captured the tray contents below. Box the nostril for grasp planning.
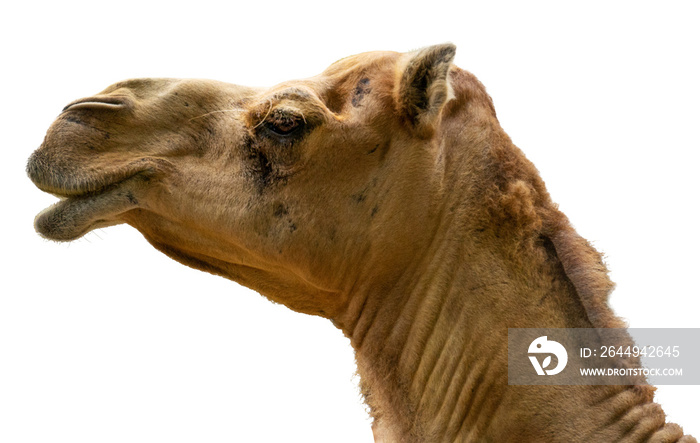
[62,96,129,112]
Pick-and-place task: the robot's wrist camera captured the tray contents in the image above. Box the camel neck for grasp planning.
[338,231,517,441]
[336,235,693,442]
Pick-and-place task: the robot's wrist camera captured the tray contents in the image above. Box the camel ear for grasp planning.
[395,43,456,136]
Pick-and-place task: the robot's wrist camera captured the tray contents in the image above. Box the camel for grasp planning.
[27,44,695,442]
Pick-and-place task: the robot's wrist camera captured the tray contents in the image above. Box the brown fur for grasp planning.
[28,45,694,442]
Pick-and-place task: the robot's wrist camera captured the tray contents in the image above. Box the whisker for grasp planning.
[252,99,274,129]
[188,109,243,122]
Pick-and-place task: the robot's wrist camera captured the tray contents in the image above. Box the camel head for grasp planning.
[28,44,467,318]
[28,45,697,442]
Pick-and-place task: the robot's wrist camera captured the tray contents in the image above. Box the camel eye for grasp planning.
[264,112,304,137]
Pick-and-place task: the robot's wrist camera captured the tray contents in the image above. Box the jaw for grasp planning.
[118,208,348,318]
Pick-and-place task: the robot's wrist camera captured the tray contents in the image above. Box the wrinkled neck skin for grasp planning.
[332,109,693,443]
[337,237,691,442]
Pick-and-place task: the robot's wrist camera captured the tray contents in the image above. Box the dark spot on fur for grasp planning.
[352,78,371,107]
[88,145,95,151]
[273,202,289,218]
[372,141,390,161]
[289,223,297,232]
[64,115,86,126]
[242,135,295,194]
[353,178,379,204]
[243,137,274,192]
[104,133,111,140]
[371,206,379,217]
[184,102,189,107]
[126,191,138,205]
[254,151,273,191]
[353,190,367,203]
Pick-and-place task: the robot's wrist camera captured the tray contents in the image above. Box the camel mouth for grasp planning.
[27,153,173,241]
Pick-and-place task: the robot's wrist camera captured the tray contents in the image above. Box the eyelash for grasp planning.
[265,116,303,136]
[254,108,305,139]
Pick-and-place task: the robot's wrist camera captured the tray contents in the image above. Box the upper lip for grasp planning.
[27,154,172,198]
[31,169,141,199]
[62,96,129,112]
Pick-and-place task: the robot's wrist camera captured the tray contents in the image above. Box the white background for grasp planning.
[2,1,698,441]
